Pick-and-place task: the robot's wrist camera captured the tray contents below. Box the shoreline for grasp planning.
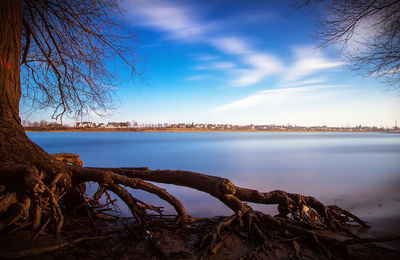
[25,128,398,133]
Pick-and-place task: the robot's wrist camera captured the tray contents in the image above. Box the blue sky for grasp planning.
[23,0,400,127]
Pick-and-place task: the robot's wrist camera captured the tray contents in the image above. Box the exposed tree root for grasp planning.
[0,193,17,214]
[1,154,398,259]
[94,167,368,229]
[52,153,83,167]
[73,167,189,222]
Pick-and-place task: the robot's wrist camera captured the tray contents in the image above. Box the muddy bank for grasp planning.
[1,213,399,260]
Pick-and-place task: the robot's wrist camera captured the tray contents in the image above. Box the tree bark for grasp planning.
[0,1,22,123]
[0,0,43,164]
[0,1,63,170]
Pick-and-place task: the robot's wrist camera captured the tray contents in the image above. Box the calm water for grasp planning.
[28,132,400,237]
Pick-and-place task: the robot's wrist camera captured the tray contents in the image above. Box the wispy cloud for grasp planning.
[126,1,344,88]
[283,47,344,83]
[125,0,213,41]
[125,1,283,87]
[194,61,236,71]
[216,85,338,111]
[281,78,326,88]
[231,54,284,86]
[210,37,252,55]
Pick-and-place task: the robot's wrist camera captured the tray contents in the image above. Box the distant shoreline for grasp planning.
[25,128,399,133]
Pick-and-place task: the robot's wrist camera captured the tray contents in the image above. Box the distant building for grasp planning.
[76,122,96,128]
[106,122,129,128]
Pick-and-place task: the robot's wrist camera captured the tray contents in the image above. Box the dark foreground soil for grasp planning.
[1,212,399,260]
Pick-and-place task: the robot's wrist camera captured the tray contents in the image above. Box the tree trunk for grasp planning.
[0,0,36,163]
[0,0,22,123]
[0,1,73,234]
[0,1,60,168]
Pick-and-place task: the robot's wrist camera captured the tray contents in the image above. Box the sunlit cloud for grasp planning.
[208,38,284,86]
[231,54,284,87]
[126,1,345,88]
[284,47,344,83]
[216,85,338,111]
[230,69,267,86]
[125,0,212,40]
[125,1,282,87]
[194,53,283,86]
[210,37,252,55]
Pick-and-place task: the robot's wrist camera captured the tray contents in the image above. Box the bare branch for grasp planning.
[21,0,138,120]
[300,0,400,88]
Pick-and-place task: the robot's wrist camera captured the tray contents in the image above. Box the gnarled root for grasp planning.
[99,167,367,230]
[52,153,83,167]
[0,163,67,235]
[0,160,381,259]
[72,167,190,223]
[84,167,376,258]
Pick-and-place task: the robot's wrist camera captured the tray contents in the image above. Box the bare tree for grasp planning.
[306,0,400,88]
[0,1,389,258]
[21,0,138,120]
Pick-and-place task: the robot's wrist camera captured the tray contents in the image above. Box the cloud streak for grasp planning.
[126,0,211,40]
[281,78,327,88]
[231,54,284,86]
[126,1,344,88]
[210,37,252,55]
[125,1,285,86]
[216,85,339,111]
[283,47,344,83]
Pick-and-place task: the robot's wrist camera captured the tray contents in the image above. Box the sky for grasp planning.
[22,0,400,127]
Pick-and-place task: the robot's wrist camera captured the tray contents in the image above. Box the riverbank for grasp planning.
[25,127,395,133]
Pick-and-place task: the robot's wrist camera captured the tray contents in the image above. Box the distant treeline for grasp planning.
[22,120,397,132]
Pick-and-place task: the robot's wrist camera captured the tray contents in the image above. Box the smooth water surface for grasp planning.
[28,132,400,237]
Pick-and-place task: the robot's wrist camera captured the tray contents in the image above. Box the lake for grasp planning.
[28,131,400,240]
